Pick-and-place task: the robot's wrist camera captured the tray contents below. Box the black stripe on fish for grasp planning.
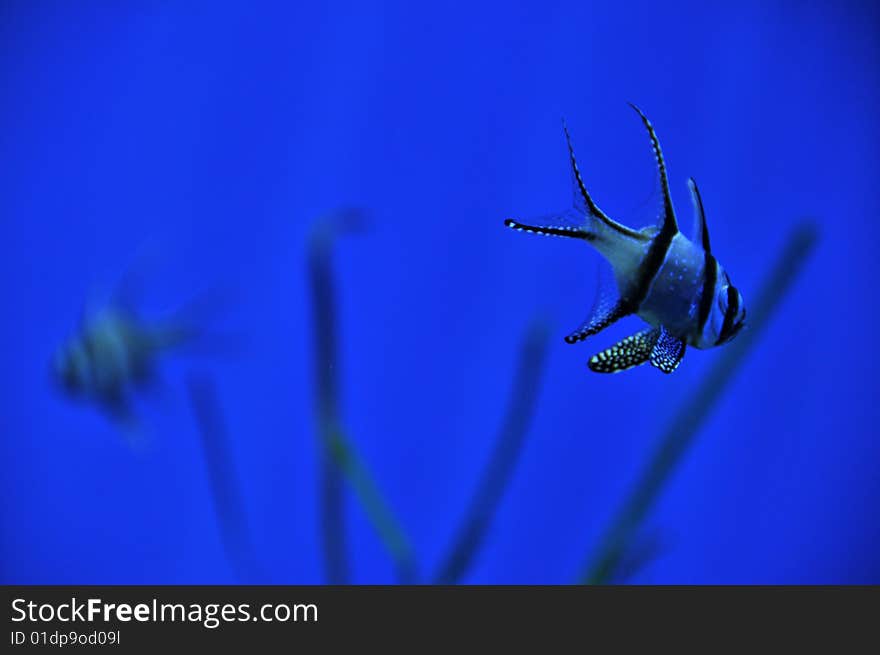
[697,253,717,333]
[627,225,675,311]
[716,283,740,345]
[625,104,679,312]
[504,219,594,241]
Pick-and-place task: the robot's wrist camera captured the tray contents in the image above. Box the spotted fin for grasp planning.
[587,326,686,374]
[588,328,657,373]
[628,103,678,236]
[565,263,632,344]
[650,326,686,374]
[504,209,592,241]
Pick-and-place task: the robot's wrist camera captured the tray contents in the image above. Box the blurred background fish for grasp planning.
[51,296,199,438]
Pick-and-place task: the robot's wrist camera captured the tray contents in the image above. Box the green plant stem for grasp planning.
[324,423,417,583]
[309,211,416,583]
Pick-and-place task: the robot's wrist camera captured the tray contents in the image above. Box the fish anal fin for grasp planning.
[564,301,630,344]
[565,262,632,344]
[588,328,658,373]
[650,326,686,374]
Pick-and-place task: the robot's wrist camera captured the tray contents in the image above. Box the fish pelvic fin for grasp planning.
[649,326,686,374]
[587,325,686,374]
[588,328,657,373]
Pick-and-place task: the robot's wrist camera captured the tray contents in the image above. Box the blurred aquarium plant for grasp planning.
[434,318,550,584]
[187,373,262,583]
[308,210,417,583]
[306,210,552,584]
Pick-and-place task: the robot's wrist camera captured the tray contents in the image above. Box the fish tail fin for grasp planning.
[150,287,244,356]
[562,119,646,241]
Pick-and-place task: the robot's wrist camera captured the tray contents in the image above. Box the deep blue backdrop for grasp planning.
[2,1,878,584]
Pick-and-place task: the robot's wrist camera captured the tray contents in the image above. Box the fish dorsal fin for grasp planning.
[588,328,658,373]
[628,104,678,236]
[650,326,687,373]
[564,262,633,344]
[687,178,711,253]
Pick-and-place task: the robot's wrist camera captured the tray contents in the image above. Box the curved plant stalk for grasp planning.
[581,222,819,584]
[308,210,416,583]
[187,373,261,583]
[325,422,417,583]
[434,318,550,584]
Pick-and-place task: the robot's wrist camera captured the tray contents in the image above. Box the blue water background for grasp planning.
[1,1,878,583]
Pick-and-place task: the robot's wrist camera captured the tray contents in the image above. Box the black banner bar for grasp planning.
[2,586,876,650]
